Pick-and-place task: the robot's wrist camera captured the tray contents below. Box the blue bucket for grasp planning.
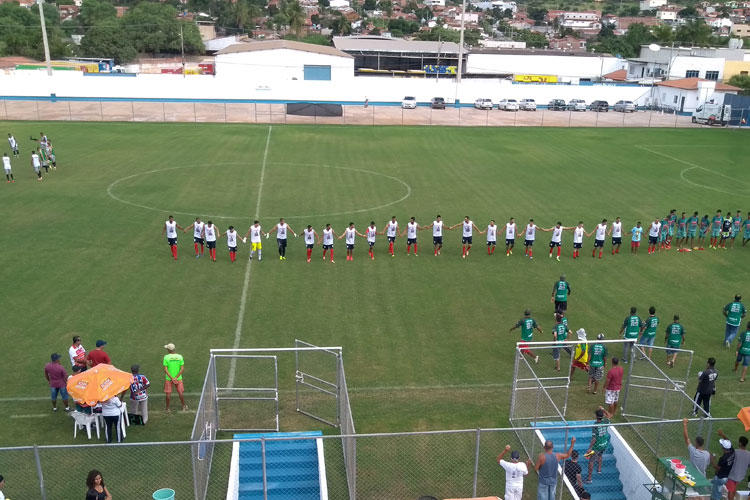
[152,488,175,500]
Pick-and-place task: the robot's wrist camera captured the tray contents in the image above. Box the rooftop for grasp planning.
[216,40,352,58]
[655,77,741,91]
[333,35,461,54]
[469,47,608,57]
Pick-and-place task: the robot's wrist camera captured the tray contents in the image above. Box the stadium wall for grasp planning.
[609,427,655,500]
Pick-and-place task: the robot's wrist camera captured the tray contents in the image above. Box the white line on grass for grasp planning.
[227,126,272,388]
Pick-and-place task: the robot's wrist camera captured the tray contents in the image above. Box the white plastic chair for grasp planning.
[71,411,100,440]
[120,403,129,438]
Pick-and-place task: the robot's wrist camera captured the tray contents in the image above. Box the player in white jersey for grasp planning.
[244,220,265,261]
[365,222,379,260]
[268,217,297,260]
[504,217,518,256]
[161,215,184,260]
[31,151,42,180]
[451,216,481,258]
[203,221,219,261]
[607,216,623,255]
[384,216,399,257]
[523,219,538,259]
[547,222,572,261]
[593,219,608,259]
[422,215,447,256]
[3,153,13,183]
[647,217,661,255]
[481,220,498,255]
[321,223,338,263]
[183,217,206,258]
[7,134,19,158]
[221,226,239,262]
[401,217,421,256]
[303,225,320,262]
[572,221,590,259]
[339,222,365,261]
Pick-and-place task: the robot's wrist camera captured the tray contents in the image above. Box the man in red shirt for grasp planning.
[44,353,70,412]
[87,340,111,367]
[604,357,624,416]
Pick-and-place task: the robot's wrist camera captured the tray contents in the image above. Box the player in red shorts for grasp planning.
[509,310,542,363]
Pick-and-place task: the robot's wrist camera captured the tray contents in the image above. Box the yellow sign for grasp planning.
[514,74,558,83]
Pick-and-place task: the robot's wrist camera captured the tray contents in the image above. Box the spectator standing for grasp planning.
[734,322,750,382]
[723,295,746,348]
[570,328,590,380]
[718,429,750,500]
[68,336,87,372]
[163,343,187,412]
[604,357,623,416]
[551,274,571,313]
[585,407,612,483]
[564,450,585,497]
[497,444,531,500]
[44,353,70,412]
[85,470,112,500]
[87,340,111,368]
[101,396,123,444]
[619,306,644,363]
[665,315,686,368]
[588,334,607,394]
[682,418,710,476]
[692,358,718,416]
[709,438,735,500]
[534,437,576,500]
[129,364,150,424]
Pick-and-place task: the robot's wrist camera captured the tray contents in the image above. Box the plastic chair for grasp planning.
[71,411,100,440]
[119,403,129,438]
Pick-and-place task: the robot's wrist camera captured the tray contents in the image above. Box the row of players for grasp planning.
[3,132,57,182]
[162,212,750,262]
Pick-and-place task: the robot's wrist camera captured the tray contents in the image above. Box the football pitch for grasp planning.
[2,122,750,449]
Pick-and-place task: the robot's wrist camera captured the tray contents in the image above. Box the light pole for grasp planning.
[456,0,466,84]
[37,0,52,76]
[648,43,661,109]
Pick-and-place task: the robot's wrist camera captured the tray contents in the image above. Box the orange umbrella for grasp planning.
[66,364,134,406]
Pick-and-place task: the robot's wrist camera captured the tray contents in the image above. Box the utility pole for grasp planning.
[37,0,52,76]
[180,23,186,77]
[456,0,466,83]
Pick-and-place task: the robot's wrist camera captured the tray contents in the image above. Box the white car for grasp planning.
[402,96,417,109]
[567,99,586,112]
[519,98,537,111]
[614,100,636,113]
[474,98,494,110]
[498,99,519,111]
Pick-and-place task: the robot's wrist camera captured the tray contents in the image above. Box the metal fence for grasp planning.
[2,99,750,128]
[0,419,737,500]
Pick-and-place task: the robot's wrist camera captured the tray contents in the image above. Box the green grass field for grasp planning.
[1,123,749,456]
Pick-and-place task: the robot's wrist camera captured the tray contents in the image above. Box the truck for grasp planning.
[691,103,731,126]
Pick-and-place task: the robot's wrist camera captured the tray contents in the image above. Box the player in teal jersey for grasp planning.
[619,306,644,363]
[723,295,747,347]
[509,309,543,363]
[676,212,688,251]
[628,222,643,255]
[638,306,659,359]
[743,212,750,247]
[698,214,710,250]
[659,216,670,251]
[731,210,742,248]
[734,323,750,382]
[687,211,699,249]
[710,209,723,249]
[667,209,677,248]
[587,333,608,394]
[665,315,686,368]
[552,313,570,372]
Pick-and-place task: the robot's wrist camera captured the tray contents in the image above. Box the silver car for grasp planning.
[567,99,586,112]
[614,100,636,113]
[519,98,537,111]
[498,99,519,111]
[474,98,494,110]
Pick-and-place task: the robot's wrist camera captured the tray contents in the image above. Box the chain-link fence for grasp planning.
[0,419,736,500]
[3,99,750,128]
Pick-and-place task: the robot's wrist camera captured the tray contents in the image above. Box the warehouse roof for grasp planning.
[217,40,352,58]
[333,36,461,54]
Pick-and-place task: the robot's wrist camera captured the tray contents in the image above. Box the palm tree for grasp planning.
[285,0,305,38]
[378,0,393,18]
[232,0,250,30]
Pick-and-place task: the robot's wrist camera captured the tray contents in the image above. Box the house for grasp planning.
[656,6,681,21]
[732,23,750,36]
[58,5,79,20]
[115,6,128,17]
[654,77,740,112]
[424,0,445,6]
[640,0,667,10]
[215,39,354,81]
[626,45,732,82]
[549,36,587,51]
[617,16,660,30]
[602,68,628,81]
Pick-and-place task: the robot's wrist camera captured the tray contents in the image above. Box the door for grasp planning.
[295,339,341,427]
[680,97,685,112]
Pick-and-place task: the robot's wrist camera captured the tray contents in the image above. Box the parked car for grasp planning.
[614,100,636,113]
[498,99,519,111]
[589,100,609,112]
[548,99,567,111]
[567,99,587,112]
[474,98,494,110]
[519,98,537,111]
[431,97,446,110]
[402,96,417,109]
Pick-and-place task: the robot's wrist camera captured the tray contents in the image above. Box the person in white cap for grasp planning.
[163,343,186,412]
[570,328,589,380]
[709,437,735,500]
[497,444,530,500]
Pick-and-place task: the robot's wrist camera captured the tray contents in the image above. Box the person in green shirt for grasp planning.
[659,216,670,251]
[665,315,685,368]
[551,274,571,314]
[710,209,723,249]
[734,323,750,382]
[552,313,571,372]
[638,306,659,360]
[723,295,747,348]
[676,212,688,251]
[587,333,607,394]
[585,407,612,483]
[619,306,644,363]
[509,309,543,364]
[687,211,699,250]
[163,343,187,412]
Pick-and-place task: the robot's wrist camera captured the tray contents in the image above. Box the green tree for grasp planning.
[80,22,137,63]
[363,0,376,10]
[329,12,351,35]
[623,22,654,49]
[120,3,204,55]
[378,0,393,17]
[0,2,69,59]
[526,5,547,22]
[678,5,698,17]
[515,29,548,48]
[727,74,750,95]
[284,0,305,37]
[231,0,251,30]
[370,26,381,35]
[675,19,712,45]
[652,23,674,44]
[78,0,117,27]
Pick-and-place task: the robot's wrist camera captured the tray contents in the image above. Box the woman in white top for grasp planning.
[101,396,123,443]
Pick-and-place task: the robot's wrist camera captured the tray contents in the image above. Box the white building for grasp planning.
[215,40,354,82]
[656,7,680,21]
[467,50,626,80]
[424,0,446,6]
[639,0,667,10]
[625,45,741,82]
[654,78,740,111]
[491,0,517,12]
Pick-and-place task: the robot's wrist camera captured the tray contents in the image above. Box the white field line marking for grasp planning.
[636,145,750,198]
[227,126,272,388]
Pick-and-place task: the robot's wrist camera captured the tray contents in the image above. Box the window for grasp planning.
[674,95,678,104]
[304,65,331,81]
[741,71,748,76]
[705,71,719,81]
[685,70,699,78]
